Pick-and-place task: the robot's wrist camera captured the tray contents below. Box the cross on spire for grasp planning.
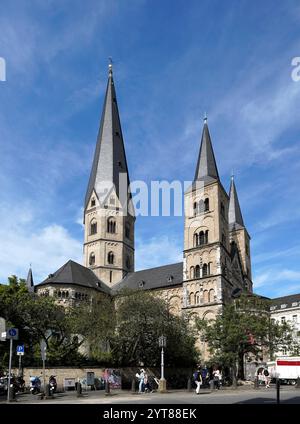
[108,57,113,75]
[193,118,219,183]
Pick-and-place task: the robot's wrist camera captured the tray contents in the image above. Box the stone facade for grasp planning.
[83,189,135,286]
[36,284,92,307]
[270,294,300,356]
[35,65,254,362]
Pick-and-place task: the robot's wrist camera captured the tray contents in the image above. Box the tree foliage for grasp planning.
[111,289,199,367]
[0,276,83,367]
[196,294,299,385]
[68,293,115,363]
[0,277,200,369]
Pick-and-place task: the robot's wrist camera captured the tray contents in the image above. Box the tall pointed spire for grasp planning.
[194,118,219,183]
[26,266,34,293]
[228,175,245,230]
[85,61,131,210]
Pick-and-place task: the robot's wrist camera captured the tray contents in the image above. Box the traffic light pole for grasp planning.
[7,338,13,402]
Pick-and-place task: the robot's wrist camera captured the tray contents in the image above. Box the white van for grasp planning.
[267,357,300,385]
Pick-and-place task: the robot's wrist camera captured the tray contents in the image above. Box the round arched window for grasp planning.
[89,252,95,266]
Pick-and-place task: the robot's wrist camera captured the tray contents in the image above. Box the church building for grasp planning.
[35,63,253,357]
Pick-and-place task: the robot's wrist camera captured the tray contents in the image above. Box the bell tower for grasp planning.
[183,118,248,318]
[183,118,231,309]
[83,63,135,286]
[228,175,253,292]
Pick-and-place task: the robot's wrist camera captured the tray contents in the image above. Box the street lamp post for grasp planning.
[158,335,167,393]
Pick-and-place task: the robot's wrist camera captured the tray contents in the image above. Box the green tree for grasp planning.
[111,289,199,367]
[0,276,83,367]
[196,294,297,387]
[68,293,115,363]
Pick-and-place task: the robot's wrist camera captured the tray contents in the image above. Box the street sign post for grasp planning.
[7,328,19,340]
[17,345,24,377]
[7,328,19,402]
[16,345,24,355]
[40,340,47,393]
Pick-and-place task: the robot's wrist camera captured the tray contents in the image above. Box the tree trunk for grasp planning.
[231,362,238,389]
[238,351,245,380]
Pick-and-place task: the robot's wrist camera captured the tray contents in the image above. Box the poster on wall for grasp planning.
[102,369,121,389]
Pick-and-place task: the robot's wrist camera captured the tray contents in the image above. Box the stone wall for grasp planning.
[13,366,193,390]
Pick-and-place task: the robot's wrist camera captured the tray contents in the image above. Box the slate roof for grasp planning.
[37,260,111,295]
[84,64,132,211]
[194,121,219,183]
[112,262,183,293]
[270,293,300,310]
[26,267,34,292]
[229,176,245,230]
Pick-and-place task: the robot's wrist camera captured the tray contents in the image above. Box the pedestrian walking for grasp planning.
[193,368,203,394]
[143,372,153,393]
[258,370,264,386]
[201,366,209,387]
[136,369,145,393]
[213,368,221,389]
[263,368,270,388]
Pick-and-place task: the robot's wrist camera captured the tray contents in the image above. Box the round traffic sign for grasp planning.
[8,328,17,337]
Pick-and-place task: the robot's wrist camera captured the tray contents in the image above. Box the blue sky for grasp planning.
[0,0,300,298]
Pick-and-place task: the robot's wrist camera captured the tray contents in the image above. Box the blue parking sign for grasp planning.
[16,345,24,355]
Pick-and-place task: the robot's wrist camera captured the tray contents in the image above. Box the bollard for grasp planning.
[131,378,136,393]
[76,382,82,397]
[187,377,192,392]
[45,384,51,399]
[209,380,214,391]
[8,385,16,402]
[296,377,300,389]
[105,380,110,395]
[254,377,259,389]
[276,378,280,404]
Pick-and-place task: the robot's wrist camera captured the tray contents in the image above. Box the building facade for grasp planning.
[270,294,300,356]
[35,64,254,359]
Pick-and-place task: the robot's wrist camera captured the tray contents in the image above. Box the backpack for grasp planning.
[201,369,207,378]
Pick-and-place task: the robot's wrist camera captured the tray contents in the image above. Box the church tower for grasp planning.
[228,176,253,292]
[183,119,246,321]
[26,266,34,293]
[83,63,135,286]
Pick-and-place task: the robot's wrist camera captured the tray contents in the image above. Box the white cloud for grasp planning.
[253,245,300,265]
[0,203,82,284]
[76,207,84,227]
[135,235,182,271]
[254,269,300,291]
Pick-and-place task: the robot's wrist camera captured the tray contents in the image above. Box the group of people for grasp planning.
[257,368,270,388]
[193,366,222,393]
[135,369,159,393]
